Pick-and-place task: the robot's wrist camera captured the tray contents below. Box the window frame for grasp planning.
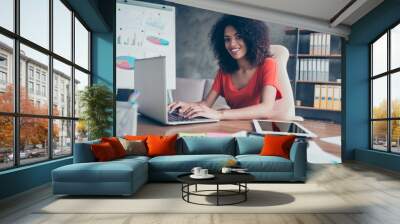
[0,0,92,171]
[370,20,400,154]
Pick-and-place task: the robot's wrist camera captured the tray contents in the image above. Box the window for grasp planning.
[74,69,89,119]
[54,89,58,104]
[0,0,14,32]
[53,0,72,60]
[53,119,72,158]
[74,18,89,70]
[42,85,46,97]
[35,70,41,81]
[35,84,40,95]
[0,54,8,89]
[0,116,13,170]
[0,1,91,170]
[20,45,49,115]
[19,117,49,165]
[391,24,400,70]
[370,23,400,154]
[0,35,13,113]
[28,67,34,80]
[0,71,6,85]
[28,81,34,94]
[20,0,49,49]
[0,55,7,67]
[53,59,72,117]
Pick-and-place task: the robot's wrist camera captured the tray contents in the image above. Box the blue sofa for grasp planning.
[52,136,308,196]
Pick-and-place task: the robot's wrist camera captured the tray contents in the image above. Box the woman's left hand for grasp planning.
[184,104,222,120]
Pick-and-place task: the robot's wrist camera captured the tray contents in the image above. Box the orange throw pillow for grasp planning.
[259,135,296,159]
[146,135,178,157]
[101,137,127,158]
[124,135,148,141]
[91,142,117,161]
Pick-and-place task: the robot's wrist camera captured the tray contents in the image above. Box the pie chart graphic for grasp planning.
[146,36,169,46]
[116,56,135,70]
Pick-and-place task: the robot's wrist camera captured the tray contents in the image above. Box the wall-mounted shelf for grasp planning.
[290,54,341,59]
[285,29,315,35]
[288,28,342,122]
[295,105,341,112]
[296,80,341,85]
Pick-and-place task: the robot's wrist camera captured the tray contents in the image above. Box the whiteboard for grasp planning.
[116,0,176,89]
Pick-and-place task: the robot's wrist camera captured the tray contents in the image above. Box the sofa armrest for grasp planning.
[289,138,308,181]
[73,140,100,163]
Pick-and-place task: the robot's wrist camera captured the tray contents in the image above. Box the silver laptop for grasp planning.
[135,56,219,125]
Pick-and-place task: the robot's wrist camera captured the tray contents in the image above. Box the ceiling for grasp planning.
[166,0,384,37]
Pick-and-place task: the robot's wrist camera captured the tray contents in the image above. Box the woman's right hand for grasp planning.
[168,101,198,116]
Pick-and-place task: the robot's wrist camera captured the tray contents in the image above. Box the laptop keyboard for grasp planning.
[168,111,207,122]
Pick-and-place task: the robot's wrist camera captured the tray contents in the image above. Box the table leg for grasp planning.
[181,184,183,199]
[195,184,197,192]
[217,184,219,206]
[245,183,247,201]
[187,184,190,202]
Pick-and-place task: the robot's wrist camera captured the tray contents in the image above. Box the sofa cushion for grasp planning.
[180,136,235,155]
[119,138,147,156]
[236,155,293,172]
[91,142,118,162]
[236,136,264,155]
[149,154,235,172]
[52,158,147,183]
[260,135,296,159]
[147,135,178,157]
[101,137,127,158]
[124,135,148,141]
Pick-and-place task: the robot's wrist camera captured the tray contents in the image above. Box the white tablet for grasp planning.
[252,119,317,138]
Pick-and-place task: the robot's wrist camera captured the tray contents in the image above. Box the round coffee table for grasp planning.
[177,173,255,206]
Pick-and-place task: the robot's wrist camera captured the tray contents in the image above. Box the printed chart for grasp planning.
[116,0,175,89]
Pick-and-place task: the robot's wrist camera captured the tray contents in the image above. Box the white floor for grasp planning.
[307,140,341,164]
[320,136,341,146]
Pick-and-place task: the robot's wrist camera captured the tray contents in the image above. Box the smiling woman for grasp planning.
[169,15,292,121]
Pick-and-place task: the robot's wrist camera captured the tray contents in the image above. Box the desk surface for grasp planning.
[137,115,253,135]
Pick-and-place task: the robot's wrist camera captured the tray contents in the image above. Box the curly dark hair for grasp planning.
[210,15,272,74]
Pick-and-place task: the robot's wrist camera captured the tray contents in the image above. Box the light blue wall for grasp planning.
[91,0,115,136]
[343,44,369,159]
[92,33,114,87]
[0,158,72,199]
[91,31,115,136]
[345,0,400,171]
[355,149,400,172]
